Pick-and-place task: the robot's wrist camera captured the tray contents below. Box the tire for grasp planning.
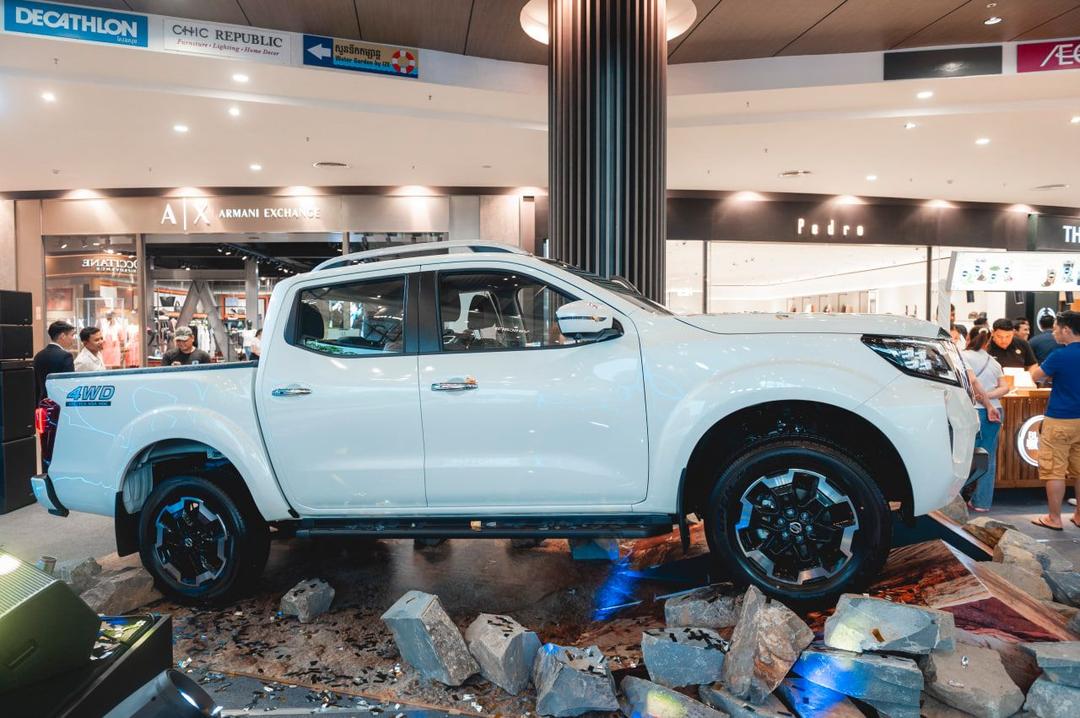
[704,438,891,607]
[138,476,269,604]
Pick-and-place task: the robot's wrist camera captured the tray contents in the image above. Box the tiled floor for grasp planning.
[982,487,1080,566]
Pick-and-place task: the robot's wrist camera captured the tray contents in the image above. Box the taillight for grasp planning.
[36,399,60,469]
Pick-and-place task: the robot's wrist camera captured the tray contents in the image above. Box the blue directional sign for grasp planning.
[303,34,335,69]
[3,0,149,47]
[302,33,419,79]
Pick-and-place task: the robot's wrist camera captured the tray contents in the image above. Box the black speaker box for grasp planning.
[0,325,33,360]
[0,290,32,326]
[1,435,36,514]
[0,365,35,442]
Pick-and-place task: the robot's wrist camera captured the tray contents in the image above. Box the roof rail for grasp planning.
[312,241,529,272]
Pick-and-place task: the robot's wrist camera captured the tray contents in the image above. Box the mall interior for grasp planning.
[2,1,1080,716]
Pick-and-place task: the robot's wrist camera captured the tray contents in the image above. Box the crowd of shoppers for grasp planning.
[962,327,1010,512]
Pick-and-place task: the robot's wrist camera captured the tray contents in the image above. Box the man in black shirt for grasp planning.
[162,326,212,366]
[33,320,76,402]
[988,317,1038,370]
[1030,313,1063,364]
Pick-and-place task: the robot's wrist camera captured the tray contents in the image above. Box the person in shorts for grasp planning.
[1030,310,1080,530]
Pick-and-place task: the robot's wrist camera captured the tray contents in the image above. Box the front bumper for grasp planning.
[31,474,68,517]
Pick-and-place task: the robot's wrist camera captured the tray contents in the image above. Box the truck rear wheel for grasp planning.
[704,438,891,607]
[138,476,269,604]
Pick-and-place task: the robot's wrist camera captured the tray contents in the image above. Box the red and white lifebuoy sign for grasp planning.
[391,50,417,75]
[1017,38,1080,73]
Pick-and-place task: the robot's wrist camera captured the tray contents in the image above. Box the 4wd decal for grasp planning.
[66,385,115,407]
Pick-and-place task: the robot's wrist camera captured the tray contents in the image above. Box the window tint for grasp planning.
[294,276,406,356]
[438,272,579,351]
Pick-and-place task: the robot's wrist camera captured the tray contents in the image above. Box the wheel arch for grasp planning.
[681,400,912,520]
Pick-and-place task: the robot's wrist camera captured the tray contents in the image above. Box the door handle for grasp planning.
[272,385,312,397]
[431,377,478,392]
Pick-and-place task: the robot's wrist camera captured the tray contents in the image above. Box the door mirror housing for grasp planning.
[556,300,621,342]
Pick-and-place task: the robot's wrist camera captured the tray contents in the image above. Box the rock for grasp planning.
[863,698,919,718]
[641,627,728,688]
[381,590,478,686]
[1044,572,1080,607]
[619,676,725,718]
[982,563,1053,601]
[774,676,865,718]
[993,530,1074,573]
[413,538,447,549]
[568,538,619,561]
[280,578,335,623]
[962,517,1016,547]
[699,681,794,718]
[922,645,1024,718]
[1023,641,1080,688]
[939,495,970,524]
[921,693,977,718]
[624,523,709,571]
[955,629,1041,693]
[1041,599,1080,621]
[824,594,954,655]
[464,613,541,695]
[793,646,922,707]
[533,644,618,717]
[56,557,102,594]
[510,538,547,549]
[721,586,814,705]
[664,585,742,629]
[1023,675,1080,718]
[79,567,162,614]
[1070,611,1080,636]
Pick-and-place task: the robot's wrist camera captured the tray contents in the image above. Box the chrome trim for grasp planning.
[313,241,528,272]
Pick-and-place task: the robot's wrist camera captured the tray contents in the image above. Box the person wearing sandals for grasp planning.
[962,328,1008,512]
[1030,310,1080,530]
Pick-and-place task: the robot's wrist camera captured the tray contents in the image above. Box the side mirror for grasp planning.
[556,300,618,341]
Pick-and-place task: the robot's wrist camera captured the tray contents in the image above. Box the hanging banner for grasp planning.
[302,34,419,79]
[2,0,149,47]
[161,17,292,65]
[949,251,1080,292]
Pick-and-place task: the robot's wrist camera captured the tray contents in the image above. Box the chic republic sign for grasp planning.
[0,0,419,78]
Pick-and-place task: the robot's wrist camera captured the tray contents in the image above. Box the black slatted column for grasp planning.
[548,0,667,301]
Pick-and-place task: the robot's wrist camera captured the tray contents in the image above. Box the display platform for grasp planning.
[996,390,1051,489]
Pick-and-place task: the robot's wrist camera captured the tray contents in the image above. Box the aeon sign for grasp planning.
[1017,39,1080,73]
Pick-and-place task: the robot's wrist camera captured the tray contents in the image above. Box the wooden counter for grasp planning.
[995,390,1050,489]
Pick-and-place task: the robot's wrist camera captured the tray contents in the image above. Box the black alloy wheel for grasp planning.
[705,439,891,606]
[138,476,269,604]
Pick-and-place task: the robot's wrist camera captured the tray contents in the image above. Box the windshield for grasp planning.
[539,258,673,315]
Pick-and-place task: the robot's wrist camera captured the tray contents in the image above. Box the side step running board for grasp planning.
[294,513,676,540]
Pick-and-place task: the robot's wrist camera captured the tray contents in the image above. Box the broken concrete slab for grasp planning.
[722,585,814,705]
[939,495,970,524]
[962,517,1016,548]
[823,594,954,655]
[793,646,923,708]
[567,538,619,561]
[774,676,864,718]
[56,556,101,594]
[862,697,920,718]
[993,530,1074,573]
[982,563,1053,601]
[1042,599,1080,622]
[699,681,794,718]
[1044,571,1080,608]
[664,585,742,629]
[464,613,541,695]
[381,590,478,687]
[920,693,977,718]
[1070,611,1080,636]
[533,644,618,717]
[1023,641,1080,688]
[955,629,1041,693]
[280,578,335,624]
[1023,675,1080,718]
[922,645,1024,718]
[641,627,728,688]
[619,676,726,718]
[79,567,161,615]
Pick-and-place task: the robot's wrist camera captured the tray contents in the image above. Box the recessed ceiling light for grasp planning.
[228,106,241,117]
[975,137,991,145]
[866,174,878,181]
[778,169,812,178]
[249,163,262,171]
[41,91,56,103]
[984,16,1003,25]
[1071,115,1080,124]
[313,161,350,168]
[173,124,189,133]
[904,121,917,130]
[232,73,249,83]
[916,90,934,99]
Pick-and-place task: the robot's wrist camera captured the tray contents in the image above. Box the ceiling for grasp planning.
[70,0,1080,65]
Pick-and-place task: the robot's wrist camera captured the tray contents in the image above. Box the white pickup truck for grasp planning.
[33,242,981,605]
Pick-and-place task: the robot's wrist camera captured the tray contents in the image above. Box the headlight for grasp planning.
[861,335,962,386]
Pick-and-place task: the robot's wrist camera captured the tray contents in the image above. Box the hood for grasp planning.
[676,312,943,339]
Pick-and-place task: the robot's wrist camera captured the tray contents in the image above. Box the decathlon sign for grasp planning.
[2,0,149,47]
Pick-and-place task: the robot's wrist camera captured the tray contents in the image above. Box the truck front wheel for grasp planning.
[138,476,269,604]
[704,438,891,607]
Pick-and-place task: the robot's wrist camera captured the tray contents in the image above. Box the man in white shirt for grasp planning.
[74,326,107,373]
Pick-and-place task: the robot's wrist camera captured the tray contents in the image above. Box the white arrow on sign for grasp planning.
[307,43,332,61]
